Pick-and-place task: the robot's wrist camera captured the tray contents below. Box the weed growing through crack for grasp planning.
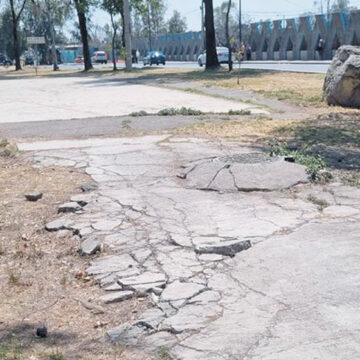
[157,346,173,359]
[307,195,330,211]
[157,107,203,116]
[269,139,326,181]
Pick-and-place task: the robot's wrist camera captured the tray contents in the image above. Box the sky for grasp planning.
[92,0,360,31]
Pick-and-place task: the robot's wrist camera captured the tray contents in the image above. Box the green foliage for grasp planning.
[157,107,203,116]
[228,109,251,115]
[269,139,326,181]
[167,10,187,34]
[130,110,149,116]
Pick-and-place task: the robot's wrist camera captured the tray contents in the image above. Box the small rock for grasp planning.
[80,183,98,192]
[101,290,134,304]
[79,236,102,256]
[58,202,83,214]
[25,192,43,202]
[36,325,47,338]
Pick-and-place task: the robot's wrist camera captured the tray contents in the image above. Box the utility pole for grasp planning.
[123,0,132,70]
[239,0,242,45]
[201,1,205,52]
[147,1,152,51]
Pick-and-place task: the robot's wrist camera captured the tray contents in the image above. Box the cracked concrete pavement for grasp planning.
[18,135,360,359]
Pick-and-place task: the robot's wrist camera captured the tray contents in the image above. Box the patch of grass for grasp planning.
[157,346,173,359]
[49,350,65,360]
[157,107,203,116]
[0,345,22,360]
[129,110,149,117]
[8,271,20,285]
[269,139,326,181]
[307,195,330,210]
[228,109,251,115]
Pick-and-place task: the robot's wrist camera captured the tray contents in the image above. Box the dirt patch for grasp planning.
[0,155,151,360]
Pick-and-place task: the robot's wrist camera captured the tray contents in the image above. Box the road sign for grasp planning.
[27,36,45,45]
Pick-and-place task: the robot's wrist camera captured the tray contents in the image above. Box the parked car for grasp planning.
[198,47,231,67]
[0,54,12,66]
[143,51,166,66]
[25,56,34,65]
[92,51,107,64]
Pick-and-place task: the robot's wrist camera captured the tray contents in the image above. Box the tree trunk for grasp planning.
[123,0,132,71]
[9,0,21,70]
[204,0,219,70]
[74,0,92,71]
[110,13,117,71]
[120,9,125,49]
[225,0,232,71]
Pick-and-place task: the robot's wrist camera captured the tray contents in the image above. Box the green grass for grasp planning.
[157,107,203,116]
[307,195,330,210]
[228,109,251,115]
[269,139,327,181]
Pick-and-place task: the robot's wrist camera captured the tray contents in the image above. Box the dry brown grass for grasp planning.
[0,155,151,360]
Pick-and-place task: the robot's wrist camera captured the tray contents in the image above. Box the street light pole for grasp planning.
[239,0,242,45]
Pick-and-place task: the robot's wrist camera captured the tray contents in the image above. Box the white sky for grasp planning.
[92,0,360,31]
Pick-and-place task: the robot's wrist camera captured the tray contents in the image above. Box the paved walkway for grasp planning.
[20,136,360,360]
[0,77,265,123]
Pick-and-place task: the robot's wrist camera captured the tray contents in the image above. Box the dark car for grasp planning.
[0,54,12,66]
[143,51,166,66]
[25,56,34,65]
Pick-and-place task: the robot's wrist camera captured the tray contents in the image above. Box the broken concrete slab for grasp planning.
[161,281,205,302]
[101,290,134,304]
[79,236,102,256]
[58,202,83,214]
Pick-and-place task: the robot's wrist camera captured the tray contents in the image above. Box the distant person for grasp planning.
[317,38,325,60]
[246,44,252,61]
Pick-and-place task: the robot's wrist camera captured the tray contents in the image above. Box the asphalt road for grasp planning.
[53,60,330,73]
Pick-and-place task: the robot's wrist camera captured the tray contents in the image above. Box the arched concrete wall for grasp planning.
[133,10,360,61]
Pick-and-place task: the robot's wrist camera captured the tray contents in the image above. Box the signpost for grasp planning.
[27,36,45,75]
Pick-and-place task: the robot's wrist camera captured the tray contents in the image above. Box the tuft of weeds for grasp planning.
[228,109,251,115]
[8,271,20,285]
[48,350,65,360]
[307,195,330,211]
[129,110,149,117]
[157,107,203,116]
[269,139,326,181]
[157,346,173,359]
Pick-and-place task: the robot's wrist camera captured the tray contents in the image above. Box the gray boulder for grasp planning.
[324,45,360,107]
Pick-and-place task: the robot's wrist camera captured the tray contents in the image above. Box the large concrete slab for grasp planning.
[20,136,360,359]
[0,76,264,123]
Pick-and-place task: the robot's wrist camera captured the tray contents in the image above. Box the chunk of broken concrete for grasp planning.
[195,239,252,257]
[80,183,98,192]
[101,290,134,304]
[106,323,146,345]
[25,192,43,202]
[58,202,83,214]
[79,236,102,256]
[45,218,73,232]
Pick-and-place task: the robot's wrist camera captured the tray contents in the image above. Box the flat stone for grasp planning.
[323,205,360,218]
[161,304,222,333]
[188,291,221,304]
[25,192,43,202]
[87,254,138,275]
[45,218,73,232]
[58,202,83,214]
[104,283,123,291]
[101,290,134,304]
[119,272,167,287]
[79,236,102,256]
[161,281,205,302]
[136,308,165,329]
[92,219,122,231]
[81,182,98,192]
[195,238,252,257]
[106,323,146,345]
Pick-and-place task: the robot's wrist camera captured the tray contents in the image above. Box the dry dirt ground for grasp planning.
[0,155,153,360]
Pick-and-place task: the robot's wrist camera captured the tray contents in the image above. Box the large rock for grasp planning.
[324,45,360,107]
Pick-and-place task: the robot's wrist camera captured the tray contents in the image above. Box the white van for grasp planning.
[92,51,107,64]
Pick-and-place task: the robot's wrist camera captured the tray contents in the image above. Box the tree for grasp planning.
[331,0,354,12]
[73,0,92,71]
[204,0,219,70]
[123,0,132,70]
[225,0,232,71]
[167,10,186,34]
[9,0,28,70]
[102,0,122,70]
[214,1,237,46]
